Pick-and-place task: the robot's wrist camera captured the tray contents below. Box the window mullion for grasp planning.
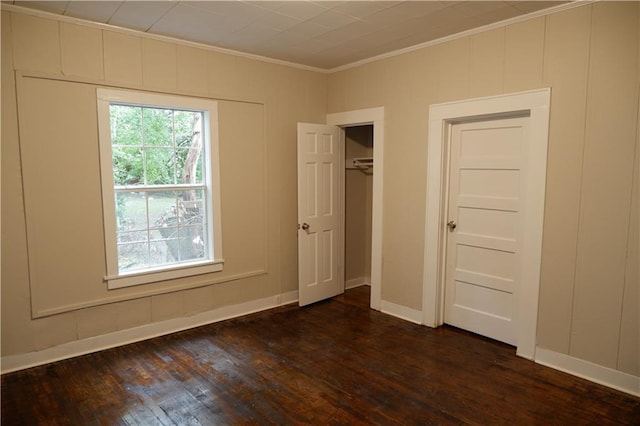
[145,191,151,268]
[114,184,207,192]
[141,107,147,186]
[172,110,177,186]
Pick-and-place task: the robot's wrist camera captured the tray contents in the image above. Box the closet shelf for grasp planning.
[346,157,374,170]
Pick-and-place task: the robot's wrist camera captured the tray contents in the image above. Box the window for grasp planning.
[97,89,223,289]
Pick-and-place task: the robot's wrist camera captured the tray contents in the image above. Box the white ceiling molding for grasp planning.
[1,3,327,73]
[330,0,594,73]
[2,1,592,74]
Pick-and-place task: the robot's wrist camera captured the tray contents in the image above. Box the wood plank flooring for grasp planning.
[2,286,639,425]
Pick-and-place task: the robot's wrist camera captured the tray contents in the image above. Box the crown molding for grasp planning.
[1,1,596,75]
[0,3,328,74]
[328,0,595,73]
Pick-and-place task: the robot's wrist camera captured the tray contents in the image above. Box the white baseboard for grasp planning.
[277,289,299,305]
[380,300,422,325]
[7,291,637,399]
[345,277,371,290]
[535,347,640,397]
[1,290,299,374]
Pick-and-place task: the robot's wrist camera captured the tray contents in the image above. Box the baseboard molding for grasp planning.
[535,347,640,397]
[1,290,299,375]
[380,300,422,325]
[345,277,371,290]
[8,291,636,399]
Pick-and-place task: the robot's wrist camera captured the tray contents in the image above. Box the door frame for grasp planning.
[327,107,384,311]
[422,89,550,359]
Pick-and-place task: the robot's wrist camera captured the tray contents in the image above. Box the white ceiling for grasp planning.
[6,1,568,70]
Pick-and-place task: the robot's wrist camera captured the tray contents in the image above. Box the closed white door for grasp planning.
[297,123,341,306]
[444,116,528,345]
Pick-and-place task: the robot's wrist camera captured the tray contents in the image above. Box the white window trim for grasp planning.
[97,88,223,289]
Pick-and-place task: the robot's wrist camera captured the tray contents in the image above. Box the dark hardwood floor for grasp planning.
[2,286,639,425]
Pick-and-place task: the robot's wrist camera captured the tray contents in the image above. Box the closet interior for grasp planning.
[344,125,374,289]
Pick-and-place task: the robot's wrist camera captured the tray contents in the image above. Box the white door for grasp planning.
[297,123,342,306]
[444,115,528,345]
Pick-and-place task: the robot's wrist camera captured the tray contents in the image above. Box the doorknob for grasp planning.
[447,220,457,231]
[301,223,310,231]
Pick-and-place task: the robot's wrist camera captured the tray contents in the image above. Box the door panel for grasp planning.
[444,116,528,345]
[298,123,341,306]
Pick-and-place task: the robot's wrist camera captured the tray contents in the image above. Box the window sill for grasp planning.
[105,260,224,290]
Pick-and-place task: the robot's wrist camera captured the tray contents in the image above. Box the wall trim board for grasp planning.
[33,270,269,318]
[1,290,299,375]
[381,300,423,325]
[535,347,640,397]
[345,277,371,290]
[16,70,266,106]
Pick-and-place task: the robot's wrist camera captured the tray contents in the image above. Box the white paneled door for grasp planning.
[444,116,529,345]
[297,123,341,306]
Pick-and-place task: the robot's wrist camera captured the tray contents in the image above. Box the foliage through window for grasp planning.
[97,89,223,289]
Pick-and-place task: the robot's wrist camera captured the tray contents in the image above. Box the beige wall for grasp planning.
[328,2,639,376]
[1,10,327,356]
[345,125,373,284]
[2,2,638,380]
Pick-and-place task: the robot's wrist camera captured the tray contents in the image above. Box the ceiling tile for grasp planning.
[328,1,400,19]
[274,1,327,21]
[270,21,333,45]
[14,1,68,14]
[64,0,123,23]
[308,20,378,45]
[255,11,302,31]
[242,1,289,13]
[216,23,281,48]
[149,3,237,45]
[184,1,263,31]
[108,1,176,32]
[306,8,360,30]
[294,36,338,54]
[363,1,450,25]
[414,4,472,29]
[185,1,270,23]
[452,1,510,18]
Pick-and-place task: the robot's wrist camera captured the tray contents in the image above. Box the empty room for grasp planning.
[1,0,638,424]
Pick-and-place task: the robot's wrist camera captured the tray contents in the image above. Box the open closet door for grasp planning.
[297,123,341,306]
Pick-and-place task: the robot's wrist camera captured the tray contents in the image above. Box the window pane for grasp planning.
[149,241,171,266]
[145,148,175,185]
[179,225,207,262]
[150,227,179,263]
[118,242,149,272]
[177,190,205,225]
[113,146,144,186]
[143,108,172,147]
[110,105,142,146]
[148,191,177,228]
[149,228,169,241]
[174,110,197,149]
[176,148,203,184]
[115,192,148,232]
[117,230,147,244]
